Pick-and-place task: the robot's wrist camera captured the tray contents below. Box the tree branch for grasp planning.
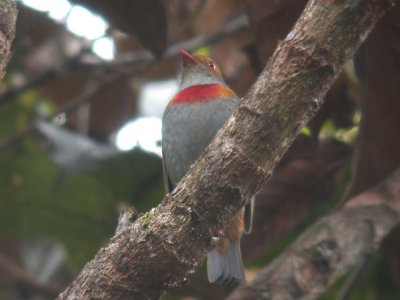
[0,0,17,81]
[228,165,400,300]
[0,12,249,106]
[57,0,397,299]
[0,48,91,105]
[0,13,249,151]
[0,252,59,298]
[0,71,124,151]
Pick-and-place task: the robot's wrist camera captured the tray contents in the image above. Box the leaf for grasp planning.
[71,0,167,58]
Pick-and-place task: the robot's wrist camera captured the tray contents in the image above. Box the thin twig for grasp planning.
[0,48,91,105]
[0,13,249,152]
[85,13,249,68]
[0,72,122,151]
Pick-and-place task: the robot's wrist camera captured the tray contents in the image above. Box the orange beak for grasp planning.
[180,50,198,66]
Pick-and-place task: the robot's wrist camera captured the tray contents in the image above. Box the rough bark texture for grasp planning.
[228,167,400,300]
[0,0,17,81]
[58,0,396,299]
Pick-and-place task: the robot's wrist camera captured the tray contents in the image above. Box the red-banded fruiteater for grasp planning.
[162,50,254,286]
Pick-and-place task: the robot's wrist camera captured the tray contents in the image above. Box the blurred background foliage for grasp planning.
[0,0,399,299]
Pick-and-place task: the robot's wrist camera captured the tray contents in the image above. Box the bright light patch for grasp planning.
[66,6,107,40]
[22,0,53,12]
[48,0,71,21]
[139,79,178,118]
[92,37,115,61]
[115,117,162,156]
[21,0,112,60]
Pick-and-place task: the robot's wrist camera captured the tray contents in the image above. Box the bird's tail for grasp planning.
[207,238,244,287]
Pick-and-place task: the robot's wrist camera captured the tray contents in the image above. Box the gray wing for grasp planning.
[162,154,174,194]
[243,196,255,234]
[162,105,175,194]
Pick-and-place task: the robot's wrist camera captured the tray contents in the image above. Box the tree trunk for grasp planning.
[228,166,400,299]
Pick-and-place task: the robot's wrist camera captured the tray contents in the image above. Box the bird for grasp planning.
[162,50,254,286]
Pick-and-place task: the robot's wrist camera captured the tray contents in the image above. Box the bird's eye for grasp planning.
[208,61,216,69]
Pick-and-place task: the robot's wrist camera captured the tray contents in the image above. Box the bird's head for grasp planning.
[179,50,224,88]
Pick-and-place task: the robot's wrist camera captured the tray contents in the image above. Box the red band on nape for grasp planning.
[170,84,236,105]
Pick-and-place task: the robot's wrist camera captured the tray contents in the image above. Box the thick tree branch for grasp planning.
[58,0,396,299]
[228,166,400,300]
